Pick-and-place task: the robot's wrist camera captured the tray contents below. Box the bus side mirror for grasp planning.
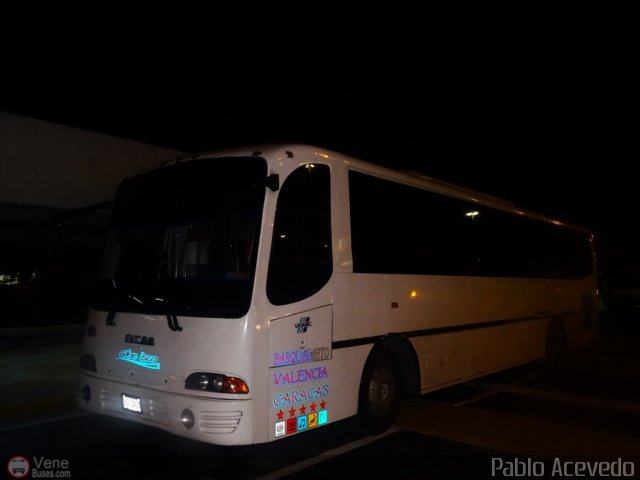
[266,174,280,192]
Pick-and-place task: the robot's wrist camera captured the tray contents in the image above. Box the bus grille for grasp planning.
[198,410,243,435]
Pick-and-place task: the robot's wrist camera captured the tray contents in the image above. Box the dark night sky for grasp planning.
[1,38,636,271]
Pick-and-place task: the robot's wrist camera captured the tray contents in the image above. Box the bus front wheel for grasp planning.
[358,348,402,434]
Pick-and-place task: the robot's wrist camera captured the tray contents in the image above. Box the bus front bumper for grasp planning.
[78,373,253,446]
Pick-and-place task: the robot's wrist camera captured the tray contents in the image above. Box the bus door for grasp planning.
[268,305,332,439]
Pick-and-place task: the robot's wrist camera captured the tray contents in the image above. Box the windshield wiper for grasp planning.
[167,313,182,332]
[106,279,118,326]
[128,295,145,306]
[160,227,184,332]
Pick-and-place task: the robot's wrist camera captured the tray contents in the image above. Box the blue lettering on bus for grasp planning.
[116,349,161,370]
[273,384,329,408]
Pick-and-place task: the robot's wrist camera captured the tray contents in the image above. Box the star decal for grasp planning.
[299,404,306,414]
[276,410,284,421]
[289,407,296,418]
[320,400,326,410]
[310,402,317,412]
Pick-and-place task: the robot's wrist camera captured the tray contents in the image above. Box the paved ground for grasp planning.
[393,333,640,456]
[2,324,640,479]
[0,327,81,422]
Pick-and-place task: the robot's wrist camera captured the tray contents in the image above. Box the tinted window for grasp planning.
[349,171,592,278]
[267,164,332,305]
[92,157,267,318]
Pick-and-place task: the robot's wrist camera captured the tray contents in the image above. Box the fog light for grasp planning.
[81,385,91,403]
[181,408,195,430]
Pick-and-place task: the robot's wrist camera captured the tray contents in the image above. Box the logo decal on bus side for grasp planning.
[124,334,155,346]
[116,349,161,370]
[274,401,328,437]
[295,317,312,333]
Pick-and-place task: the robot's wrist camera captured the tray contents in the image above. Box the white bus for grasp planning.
[78,144,598,445]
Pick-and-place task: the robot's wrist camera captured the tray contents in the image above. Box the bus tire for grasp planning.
[358,348,402,435]
[545,317,567,367]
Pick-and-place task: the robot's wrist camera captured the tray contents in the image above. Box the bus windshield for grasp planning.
[91,156,267,319]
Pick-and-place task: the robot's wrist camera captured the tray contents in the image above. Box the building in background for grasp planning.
[0,112,184,327]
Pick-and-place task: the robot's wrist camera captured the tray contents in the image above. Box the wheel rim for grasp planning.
[368,364,395,416]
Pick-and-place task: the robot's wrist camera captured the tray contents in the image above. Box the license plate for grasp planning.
[122,394,143,414]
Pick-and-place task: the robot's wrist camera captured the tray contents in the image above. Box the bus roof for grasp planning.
[143,144,591,234]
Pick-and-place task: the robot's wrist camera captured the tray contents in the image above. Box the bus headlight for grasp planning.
[197,374,210,390]
[185,372,249,394]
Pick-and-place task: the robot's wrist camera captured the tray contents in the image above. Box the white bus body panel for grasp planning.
[267,305,333,440]
[78,144,598,445]
[79,309,257,445]
[79,374,254,445]
[333,272,595,393]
